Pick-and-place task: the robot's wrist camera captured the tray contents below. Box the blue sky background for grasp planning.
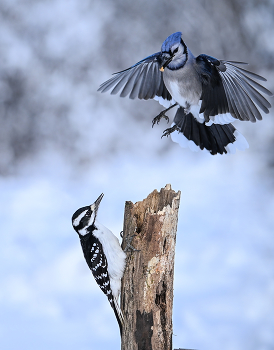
[0,1,274,349]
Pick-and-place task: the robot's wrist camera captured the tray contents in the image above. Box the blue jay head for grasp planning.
[72,193,104,235]
[160,32,187,71]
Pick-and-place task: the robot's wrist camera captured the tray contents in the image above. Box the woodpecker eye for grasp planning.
[79,209,92,227]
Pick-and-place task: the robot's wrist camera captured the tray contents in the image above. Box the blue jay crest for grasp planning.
[161,31,182,53]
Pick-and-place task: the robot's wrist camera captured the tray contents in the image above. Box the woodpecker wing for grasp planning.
[98,52,173,106]
[80,236,113,299]
[79,234,123,335]
[196,54,273,122]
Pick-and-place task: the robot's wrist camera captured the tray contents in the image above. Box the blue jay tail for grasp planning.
[166,107,248,155]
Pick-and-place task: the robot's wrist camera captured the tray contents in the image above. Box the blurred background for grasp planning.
[0,0,274,349]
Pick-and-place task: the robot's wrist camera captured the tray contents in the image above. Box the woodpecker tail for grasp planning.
[170,107,249,155]
[109,296,124,337]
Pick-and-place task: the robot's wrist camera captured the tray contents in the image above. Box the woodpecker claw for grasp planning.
[123,233,140,253]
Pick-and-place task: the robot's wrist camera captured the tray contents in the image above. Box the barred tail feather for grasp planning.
[171,107,249,155]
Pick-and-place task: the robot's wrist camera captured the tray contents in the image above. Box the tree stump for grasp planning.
[121,184,181,350]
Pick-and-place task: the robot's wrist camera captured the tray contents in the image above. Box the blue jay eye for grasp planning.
[173,47,179,53]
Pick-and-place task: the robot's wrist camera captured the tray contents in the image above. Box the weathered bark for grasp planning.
[121,184,181,350]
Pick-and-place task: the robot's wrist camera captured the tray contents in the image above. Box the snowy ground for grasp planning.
[0,1,274,350]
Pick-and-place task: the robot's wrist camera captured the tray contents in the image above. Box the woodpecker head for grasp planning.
[160,31,188,71]
[72,193,104,236]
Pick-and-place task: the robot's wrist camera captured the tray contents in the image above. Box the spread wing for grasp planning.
[98,52,173,104]
[196,54,273,122]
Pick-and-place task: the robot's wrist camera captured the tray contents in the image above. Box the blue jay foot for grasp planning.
[152,111,169,127]
[120,231,140,253]
[152,103,178,128]
[161,124,180,138]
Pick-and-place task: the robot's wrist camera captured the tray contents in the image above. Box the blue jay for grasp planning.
[98,32,273,155]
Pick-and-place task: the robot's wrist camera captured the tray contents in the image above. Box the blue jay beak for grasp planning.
[160,53,174,71]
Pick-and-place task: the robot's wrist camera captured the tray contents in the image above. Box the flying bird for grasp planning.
[72,194,126,336]
[98,31,273,155]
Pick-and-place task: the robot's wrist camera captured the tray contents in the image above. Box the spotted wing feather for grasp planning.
[80,235,113,302]
[79,234,123,336]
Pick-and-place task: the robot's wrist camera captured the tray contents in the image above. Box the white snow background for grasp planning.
[0,1,274,350]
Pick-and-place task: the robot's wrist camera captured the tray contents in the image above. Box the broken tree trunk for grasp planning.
[121,184,181,350]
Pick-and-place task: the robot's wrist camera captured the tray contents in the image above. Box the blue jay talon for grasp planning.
[161,124,180,138]
[152,103,178,128]
[152,112,169,127]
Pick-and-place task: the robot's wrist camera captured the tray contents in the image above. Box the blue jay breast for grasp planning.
[165,79,201,107]
[163,69,202,107]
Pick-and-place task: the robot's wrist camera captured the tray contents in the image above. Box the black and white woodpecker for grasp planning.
[72,193,126,336]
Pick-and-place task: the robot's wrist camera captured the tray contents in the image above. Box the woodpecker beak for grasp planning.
[159,53,174,72]
[91,193,104,220]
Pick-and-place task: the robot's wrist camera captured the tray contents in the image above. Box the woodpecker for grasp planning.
[72,193,126,336]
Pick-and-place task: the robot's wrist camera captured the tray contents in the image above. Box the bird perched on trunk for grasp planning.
[98,31,273,155]
[72,194,126,336]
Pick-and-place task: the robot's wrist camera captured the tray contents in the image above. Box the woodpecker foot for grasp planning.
[122,233,140,253]
[152,111,169,127]
[161,124,180,138]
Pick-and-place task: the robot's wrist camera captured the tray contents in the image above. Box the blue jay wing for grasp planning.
[196,54,273,123]
[98,52,173,102]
